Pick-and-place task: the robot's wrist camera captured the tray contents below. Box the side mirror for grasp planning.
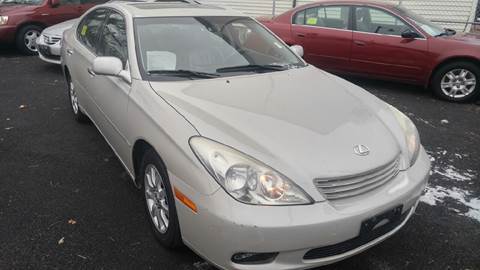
[92,57,131,84]
[290,45,304,57]
[50,0,60,8]
[401,30,421,39]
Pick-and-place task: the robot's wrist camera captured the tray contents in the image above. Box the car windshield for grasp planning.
[0,0,43,5]
[394,5,446,36]
[134,16,305,80]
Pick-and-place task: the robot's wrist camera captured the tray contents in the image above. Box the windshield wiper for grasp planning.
[216,64,289,73]
[147,69,219,79]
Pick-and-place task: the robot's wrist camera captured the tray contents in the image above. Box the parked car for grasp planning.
[61,1,430,269]
[259,0,480,102]
[36,18,76,64]
[0,0,104,55]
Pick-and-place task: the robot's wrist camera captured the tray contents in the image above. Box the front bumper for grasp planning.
[0,25,16,43]
[36,35,61,65]
[175,147,430,270]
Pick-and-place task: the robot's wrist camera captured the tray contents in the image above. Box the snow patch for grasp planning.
[422,148,479,222]
[433,165,476,182]
[421,186,480,222]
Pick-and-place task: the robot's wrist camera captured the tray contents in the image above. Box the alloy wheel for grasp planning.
[69,81,79,114]
[24,30,40,52]
[144,164,170,234]
[440,69,477,99]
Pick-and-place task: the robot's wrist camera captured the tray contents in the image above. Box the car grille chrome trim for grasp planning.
[314,157,400,200]
[43,34,61,45]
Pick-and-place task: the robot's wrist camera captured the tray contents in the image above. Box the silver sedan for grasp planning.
[36,19,77,65]
[61,1,430,269]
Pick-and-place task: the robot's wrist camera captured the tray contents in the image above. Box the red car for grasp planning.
[0,0,104,55]
[260,0,480,102]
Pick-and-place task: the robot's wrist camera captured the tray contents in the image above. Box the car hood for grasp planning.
[442,32,480,45]
[0,4,34,14]
[149,66,408,200]
[42,19,77,36]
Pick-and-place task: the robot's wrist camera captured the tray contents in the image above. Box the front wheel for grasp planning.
[66,74,89,123]
[432,61,479,102]
[141,149,182,248]
[16,25,43,55]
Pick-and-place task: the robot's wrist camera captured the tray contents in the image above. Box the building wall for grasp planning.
[202,0,478,31]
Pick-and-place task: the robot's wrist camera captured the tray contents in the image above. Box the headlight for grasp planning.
[388,105,420,166]
[0,16,8,25]
[189,136,313,205]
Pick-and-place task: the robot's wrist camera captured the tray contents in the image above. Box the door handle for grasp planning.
[354,40,367,46]
[66,48,74,56]
[297,33,306,38]
[87,68,96,77]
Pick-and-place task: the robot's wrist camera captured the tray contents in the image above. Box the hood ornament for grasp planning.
[354,145,370,156]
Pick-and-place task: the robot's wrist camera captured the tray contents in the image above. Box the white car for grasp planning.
[36,19,77,64]
[61,1,430,269]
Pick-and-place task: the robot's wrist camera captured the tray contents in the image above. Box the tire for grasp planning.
[432,61,480,102]
[65,74,89,123]
[16,25,43,55]
[140,149,183,248]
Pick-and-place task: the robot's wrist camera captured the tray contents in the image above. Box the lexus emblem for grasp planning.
[353,145,370,156]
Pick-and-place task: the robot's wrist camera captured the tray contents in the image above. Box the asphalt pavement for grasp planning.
[1,50,479,270]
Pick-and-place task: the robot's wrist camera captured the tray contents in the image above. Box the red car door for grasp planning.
[350,6,429,83]
[291,5,353,73]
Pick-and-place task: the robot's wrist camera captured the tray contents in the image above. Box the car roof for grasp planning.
[106,0,245,18]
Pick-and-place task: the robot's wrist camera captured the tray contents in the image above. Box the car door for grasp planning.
[67,8,108,121]
[49,0,83,25]
[87,10,132,162]
[350,6,429,83]
[291,5,352,72]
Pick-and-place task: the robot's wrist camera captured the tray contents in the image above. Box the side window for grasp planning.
[97,11,128,67]
[305,7,319,25]
[77,9,108,52]
[317,6,349,29]
[293,10,305,25]
[355,7,411,35]
[295,6,349,30]
[59,0,80,5]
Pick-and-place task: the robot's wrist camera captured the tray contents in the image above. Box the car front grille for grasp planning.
[43,34,61,45]
[313,157,400,200]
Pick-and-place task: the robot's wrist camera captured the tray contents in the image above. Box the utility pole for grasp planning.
[272,0,276,17]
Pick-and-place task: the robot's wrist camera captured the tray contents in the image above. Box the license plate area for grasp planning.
[38,45,51,55]
[360,205,403,238]
[303,205,408,260]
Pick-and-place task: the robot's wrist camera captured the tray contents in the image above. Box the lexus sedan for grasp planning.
[36,19,77,64]
[61,1,430,269]
[259,0,480,102]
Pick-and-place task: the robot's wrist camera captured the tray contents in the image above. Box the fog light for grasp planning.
[231,252,278,265]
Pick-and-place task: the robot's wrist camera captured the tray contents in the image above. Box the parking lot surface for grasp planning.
[1,50,479,270]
